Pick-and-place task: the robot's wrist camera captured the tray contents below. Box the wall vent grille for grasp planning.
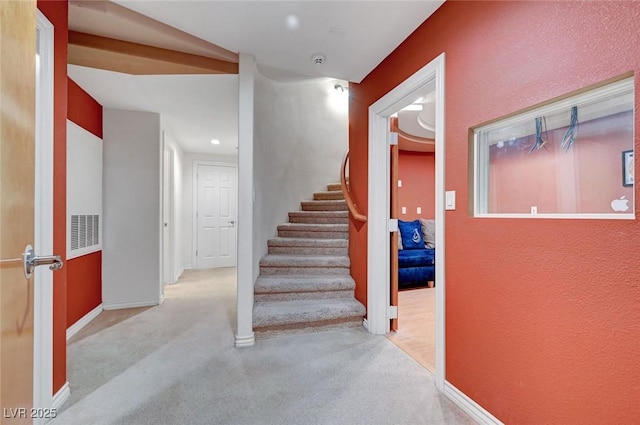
[70,214,100,251]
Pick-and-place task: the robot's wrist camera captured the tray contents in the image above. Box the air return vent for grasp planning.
[70,214,100,252]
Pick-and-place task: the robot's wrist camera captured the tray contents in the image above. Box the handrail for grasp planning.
[341,150,367,223]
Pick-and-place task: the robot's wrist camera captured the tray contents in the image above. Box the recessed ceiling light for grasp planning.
[285,14,300,30]
[210,139,220,145]
[401,104,423,112]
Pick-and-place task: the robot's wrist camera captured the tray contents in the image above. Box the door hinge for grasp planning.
[388,305,398,319]
[388,218,398,232]
[389,131,398,146]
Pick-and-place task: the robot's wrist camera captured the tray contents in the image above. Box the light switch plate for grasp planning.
[398,179,402,188]
[417,207,422,214]
[445,191,456,210]
[401,206,407,214]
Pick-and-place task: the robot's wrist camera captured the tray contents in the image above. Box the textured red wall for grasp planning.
[68,77,103,138]
[67,77,103,328]
[398,151,435,220]
[37,0,68,396]
[66,252,102,327]
[349,2,640,423]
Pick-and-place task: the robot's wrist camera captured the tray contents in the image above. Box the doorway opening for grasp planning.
[367,53,445,390]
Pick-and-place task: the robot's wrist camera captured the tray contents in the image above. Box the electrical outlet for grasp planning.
[531,206,538,214]
[401,206,407,214]
[417,207,421,214]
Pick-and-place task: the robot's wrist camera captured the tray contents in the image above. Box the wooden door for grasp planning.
[196,164,237,268]
[390,136,399,331]
[0,1,37,422]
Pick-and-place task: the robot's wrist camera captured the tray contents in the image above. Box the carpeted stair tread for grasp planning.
[301,199,347,211]
[267,237,347,248]
[313,191,345,200]
[259,255,350,268]
[326,183,342,191]
[277,223,348,239]
[255,275,355,294]
[277,223,348,232]
[288,210,348,224]
[253,298,365,329]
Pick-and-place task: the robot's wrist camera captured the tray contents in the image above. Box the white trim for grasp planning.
[444,381,505,425]
[234,333,255,348]
[362,318,370,331]
[173,266,185,283]
[475,213,635,220]
[51,382,70,412]
[34,12,55,424]
[235,53,256,347]
[191,160,238,269]
[102,299,159,311]
[162,141,175,285]
[367,53,446,391]
[66,304,103,341]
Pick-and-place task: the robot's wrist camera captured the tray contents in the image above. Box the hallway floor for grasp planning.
[56,268,475,425]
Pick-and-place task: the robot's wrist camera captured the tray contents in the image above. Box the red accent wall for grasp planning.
[37,0,68,396]
[68,77,103,138]
[66,252,102,327]
[398,151,435,220]
[349,2,640,424]
[66,77,103,328]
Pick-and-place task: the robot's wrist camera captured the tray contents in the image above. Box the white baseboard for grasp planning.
[66,304,103,341]
[444,381,504,425]
[362,318,370,331]
[235,332,255,348]
[174,266,185,282]
[51,381,70,411]
[102,299,159,311]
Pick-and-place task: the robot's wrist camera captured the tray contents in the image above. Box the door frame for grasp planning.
[34,10,55,420]
[192,160,238,269]
[162,140,175,286]
[367,53,446,390]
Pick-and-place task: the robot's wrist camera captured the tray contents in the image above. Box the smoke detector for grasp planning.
[311,53,326,65]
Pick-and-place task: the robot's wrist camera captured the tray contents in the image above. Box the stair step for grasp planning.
[327,183,342,192]
[253,298,366,337]
[259,255,350,276]
[277,223,348,239]
[301,199,347,212]
[288,210,349,224]
[255,275,355,301]
[267,237,348,256]
[313,191,345,201]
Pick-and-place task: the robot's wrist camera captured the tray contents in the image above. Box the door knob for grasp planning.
[228,220,235,227]
[23,244,63,279]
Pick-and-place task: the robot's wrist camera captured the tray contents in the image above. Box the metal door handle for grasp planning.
[23,244,63,279]
[228,220,235,227]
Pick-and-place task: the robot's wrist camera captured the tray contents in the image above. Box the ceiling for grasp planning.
[68,1,445,155]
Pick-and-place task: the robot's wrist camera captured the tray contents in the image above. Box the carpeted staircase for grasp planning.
[253,183,366,338]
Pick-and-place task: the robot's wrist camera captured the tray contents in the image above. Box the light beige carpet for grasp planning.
[56,268,474,425]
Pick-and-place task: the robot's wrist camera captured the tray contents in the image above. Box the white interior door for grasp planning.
[195,163,237,268]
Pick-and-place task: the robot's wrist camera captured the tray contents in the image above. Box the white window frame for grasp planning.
[473,76,635,220]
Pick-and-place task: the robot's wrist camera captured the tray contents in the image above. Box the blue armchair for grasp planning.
[397,219,435,289]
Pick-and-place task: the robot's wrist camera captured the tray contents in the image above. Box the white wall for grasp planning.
[252,74,348,266]
[181,152,237,269]
[102,108,162,309]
